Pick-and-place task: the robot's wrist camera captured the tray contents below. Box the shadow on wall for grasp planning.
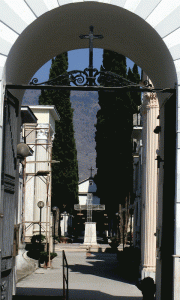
[14,287,143,299]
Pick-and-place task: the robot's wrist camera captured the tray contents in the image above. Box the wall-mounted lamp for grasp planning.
[17,143,33,159]
[154,126,161,134]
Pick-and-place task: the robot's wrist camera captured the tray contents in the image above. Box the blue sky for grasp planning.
[33,49,141,82]
[31,49,141,180]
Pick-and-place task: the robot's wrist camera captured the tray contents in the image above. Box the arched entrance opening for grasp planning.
[1,2,178,299]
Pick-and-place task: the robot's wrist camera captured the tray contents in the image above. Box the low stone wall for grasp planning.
[16,249,38,283]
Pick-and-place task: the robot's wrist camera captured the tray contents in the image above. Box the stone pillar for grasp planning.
[140,91,159,280]
[33,124,50,234]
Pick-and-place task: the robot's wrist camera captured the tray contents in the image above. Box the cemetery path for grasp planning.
[15,244,143,299]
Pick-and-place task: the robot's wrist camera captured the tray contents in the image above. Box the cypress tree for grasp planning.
[127,64,141,111]
[95,50,140,219]
[39,53,79,213]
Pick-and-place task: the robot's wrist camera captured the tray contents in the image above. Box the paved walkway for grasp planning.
[15,244,143,299]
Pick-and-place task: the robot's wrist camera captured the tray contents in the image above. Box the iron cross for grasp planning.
[79,25,103,85]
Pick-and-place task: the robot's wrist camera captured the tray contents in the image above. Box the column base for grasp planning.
[173,255,180,299]
[141,267,156,281]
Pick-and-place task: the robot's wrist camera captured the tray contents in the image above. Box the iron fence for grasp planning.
[62,250,69,300]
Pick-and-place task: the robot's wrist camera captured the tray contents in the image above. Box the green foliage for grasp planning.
[39,53,79,213]
[31,234,46,244]
[102,51,127,78]
[54,235,60,242]
[40,251,57,263]
[127,64,141,110]
[95,50,141,216]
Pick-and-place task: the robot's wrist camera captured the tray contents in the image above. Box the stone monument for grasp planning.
[74,192,105,246]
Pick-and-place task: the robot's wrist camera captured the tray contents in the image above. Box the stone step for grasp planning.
[13,296,65,299]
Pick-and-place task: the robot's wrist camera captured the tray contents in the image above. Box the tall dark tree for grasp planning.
[39,53,79,213]
[127,64,141,111]
[95,50,140,220]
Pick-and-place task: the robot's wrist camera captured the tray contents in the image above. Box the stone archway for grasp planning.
[3,2,177,100]
[1,1,180,299]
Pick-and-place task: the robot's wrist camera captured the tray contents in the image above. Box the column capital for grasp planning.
[141,92,159,114]
[51,133,55,141]
[36,124,49,140]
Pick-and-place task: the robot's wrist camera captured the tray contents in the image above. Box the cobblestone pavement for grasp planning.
[15,244,143,299]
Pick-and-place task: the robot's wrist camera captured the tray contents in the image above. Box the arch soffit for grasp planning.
[1,1,179,105]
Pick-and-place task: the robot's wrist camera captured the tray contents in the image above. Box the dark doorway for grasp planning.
[161,93,176,298]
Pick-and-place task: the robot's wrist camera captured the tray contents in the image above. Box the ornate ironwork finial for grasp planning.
[79,25,104,86]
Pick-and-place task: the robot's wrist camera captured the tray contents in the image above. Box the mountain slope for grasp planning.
[22,90,99,181]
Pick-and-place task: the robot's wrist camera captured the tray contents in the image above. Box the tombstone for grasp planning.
[60,212,69,237]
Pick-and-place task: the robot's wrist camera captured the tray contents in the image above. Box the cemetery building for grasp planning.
[16,105,60,281]
[78,176,100,206]
[16,106,37,281]
[22,105,60,245]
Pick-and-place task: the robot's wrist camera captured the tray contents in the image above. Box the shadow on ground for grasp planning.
[14,287,142,299]
[72,235,108,244]
[68,252,138,285]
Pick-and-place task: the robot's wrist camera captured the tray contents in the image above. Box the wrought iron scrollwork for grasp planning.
[70,69,91,86]
[30,70,89,87]
[30,68,140,88]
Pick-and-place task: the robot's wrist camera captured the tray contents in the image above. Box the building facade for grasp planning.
[78,177,100,206]
[23,105,60,244]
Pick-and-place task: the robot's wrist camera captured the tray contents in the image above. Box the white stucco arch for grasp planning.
[2,1,178,106]
[1,1,180,299]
